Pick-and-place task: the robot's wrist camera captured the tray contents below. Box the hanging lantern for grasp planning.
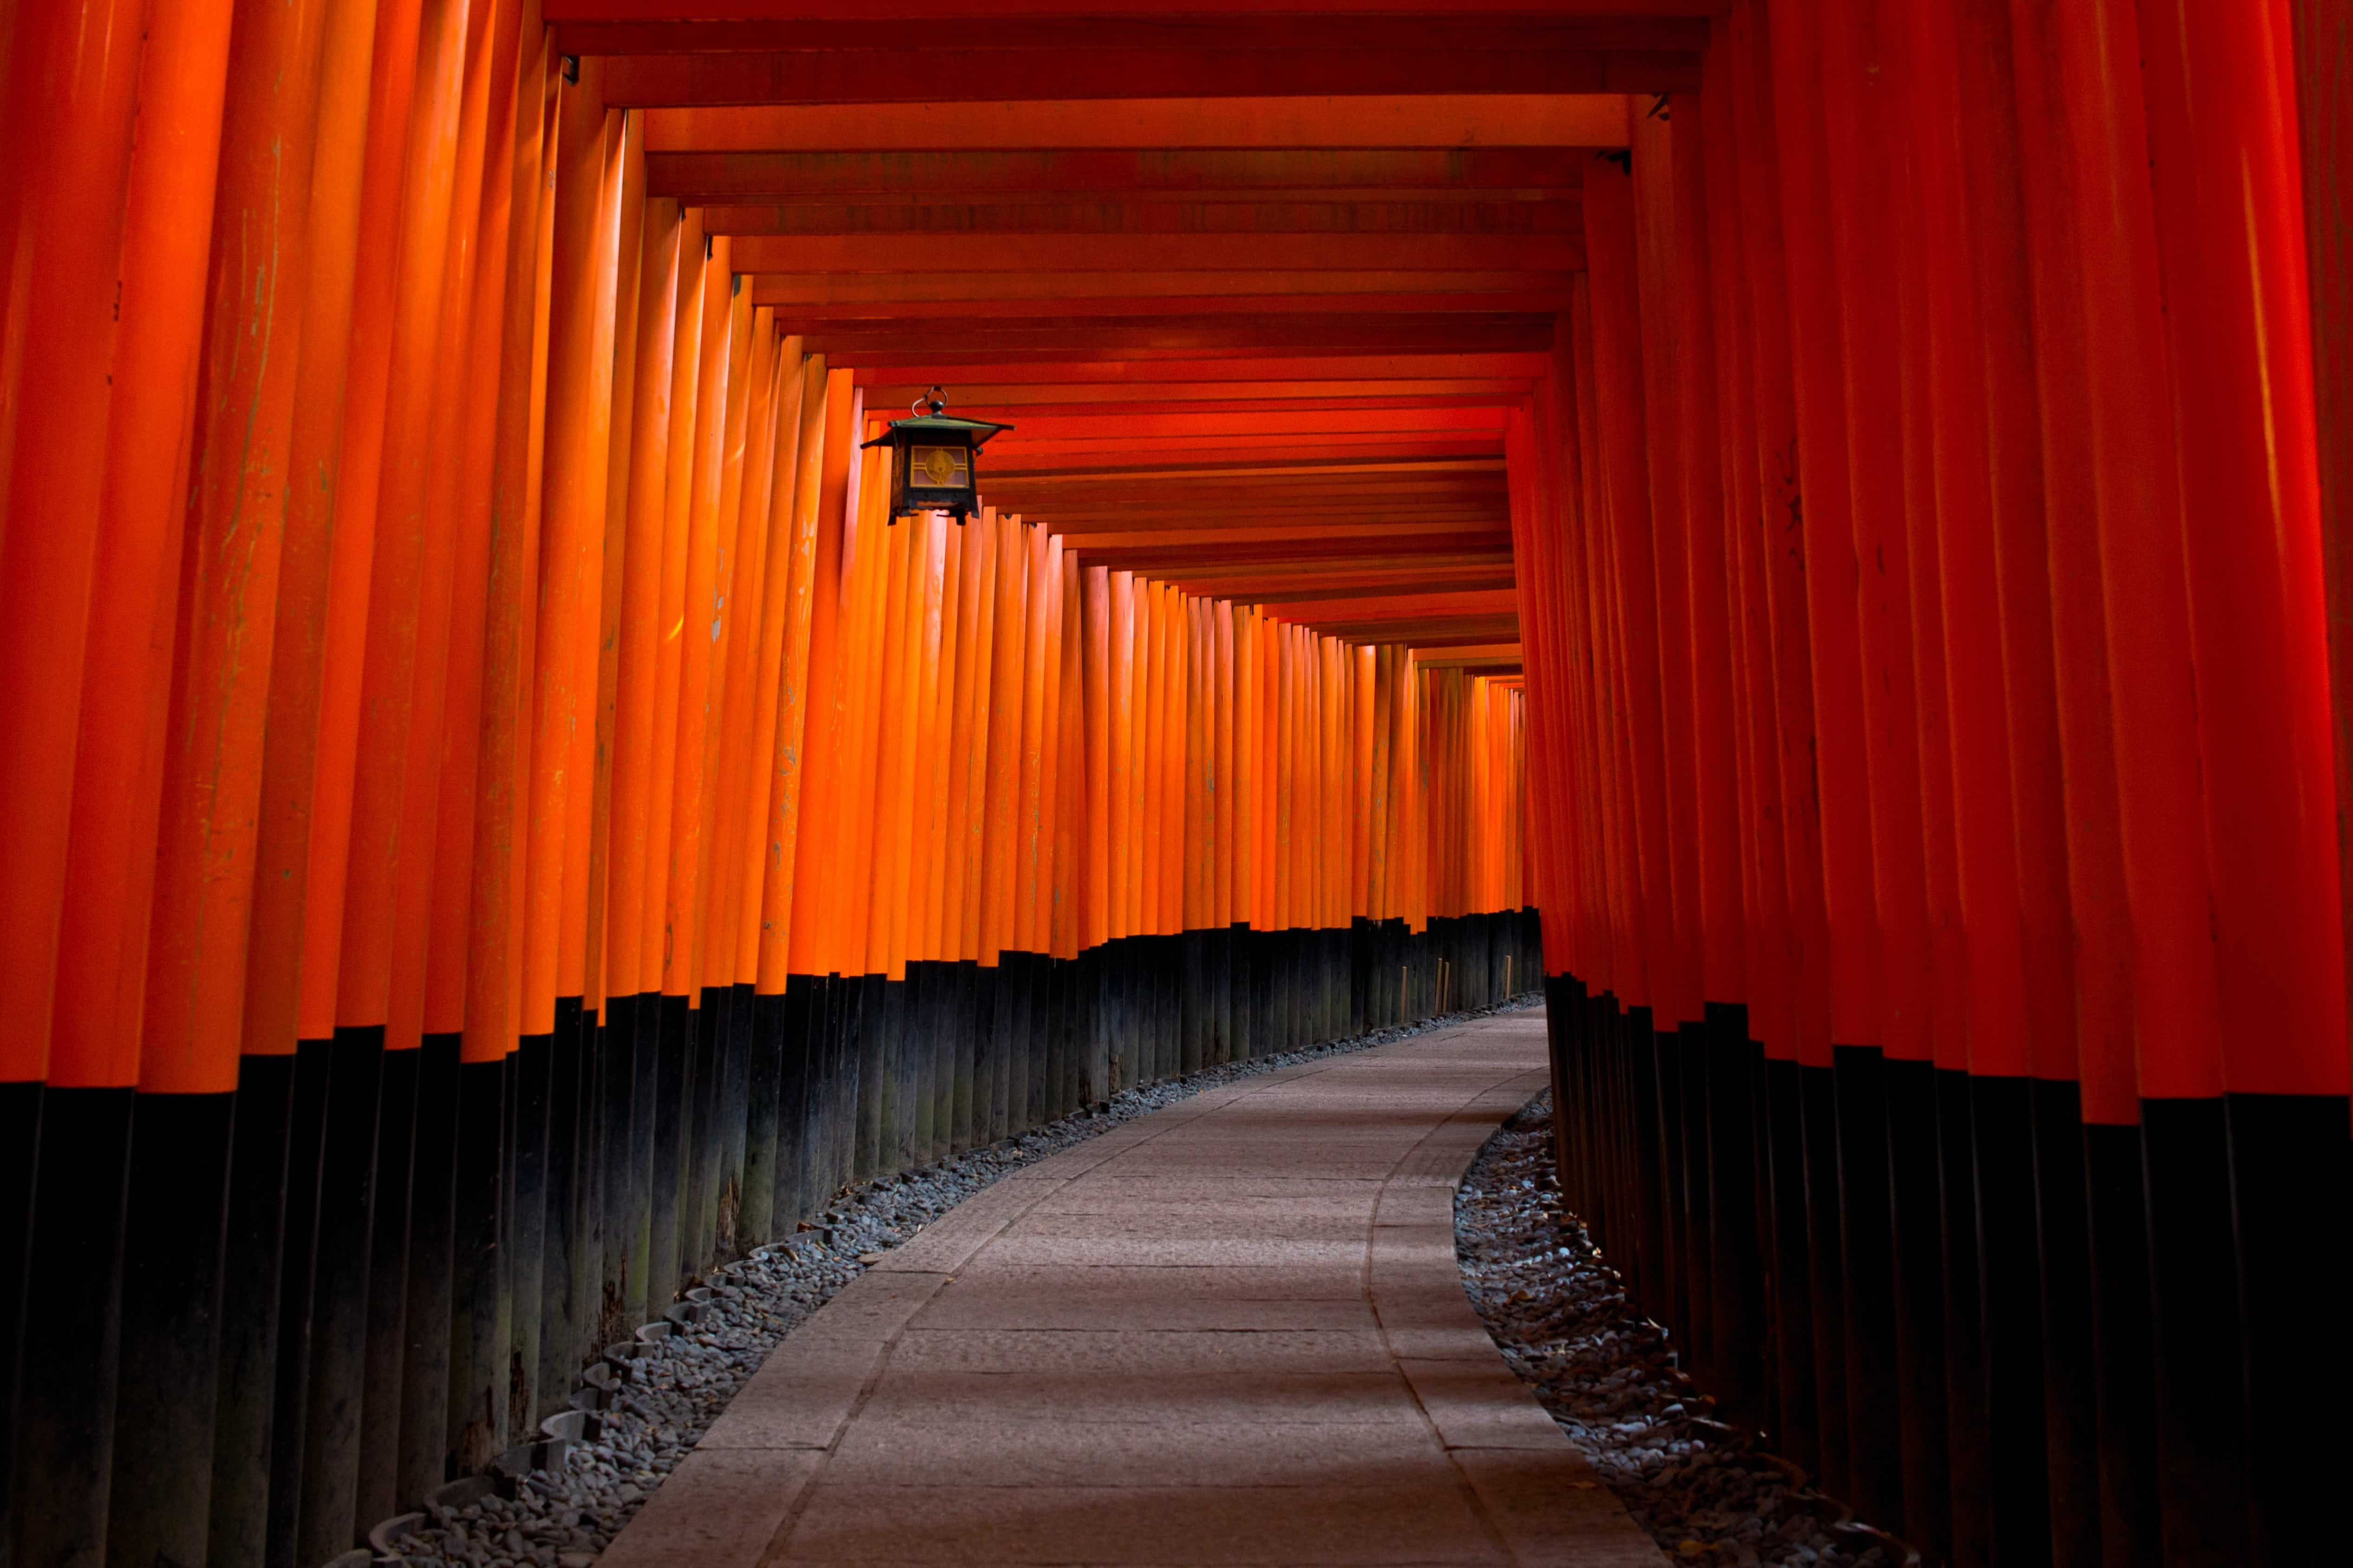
[860,387,1013,524]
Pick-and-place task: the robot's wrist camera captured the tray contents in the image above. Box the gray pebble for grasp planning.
[1456,1091,1915,1568]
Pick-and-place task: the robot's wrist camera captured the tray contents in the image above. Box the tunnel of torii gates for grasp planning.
[0,0,2350,1565]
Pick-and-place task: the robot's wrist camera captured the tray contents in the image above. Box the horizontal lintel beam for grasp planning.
[693,199,1581,237]
[759,285,1574,317]
[645,95,1633,153]
[601,49,1694,107]
[644,146,1593,201]
[559,16,1708,55]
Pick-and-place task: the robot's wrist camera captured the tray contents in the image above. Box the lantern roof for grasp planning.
[861,412,1014,450]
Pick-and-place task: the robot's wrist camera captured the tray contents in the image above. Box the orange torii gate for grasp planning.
[2,2,2351,1567]
[0,14,1542,1559]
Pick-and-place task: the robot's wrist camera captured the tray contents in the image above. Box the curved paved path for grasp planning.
[605,1007,1667,1567]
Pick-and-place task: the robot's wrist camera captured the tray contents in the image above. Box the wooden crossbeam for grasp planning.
[643,96,1632,152]
[757,284,1574,316]
[838,351,1550,382]
[731,232,1583,271]
[560,15,1709,56]
[861,391,1529,418]
[699,201,1582,236]
[643,147,1592,203]
[794,314,1556,358]
[549,0,1712,19]
[1257,586,1519,616]
[1412,642,1527,669]
[600,47,1695,107]
[1325,617,1523,645]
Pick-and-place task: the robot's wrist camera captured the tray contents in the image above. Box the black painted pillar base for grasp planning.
[1974,1074,2052,1568]
[0,1079,38,1568]
[357,1042,418,1537]
[445,1053,509,1483]
[644,999,686,1308]
[2229,1091,2353,1565]
[1762,1055,1820,1479]
[741,989,784,1253]
[508,1029,552,1443]
[2140,1096,2253,1567]
[1702,1003,1768,1439]
[2080,1119,2160,1568]
[1935,1066,1992,1568]
[1884,1056,1952,1561]
[965,963,993,1150]
[11,1085,133,1568]
[262,1038,332,1568]
[904,964,936,1169]
[2030,1078,2100,1568]
[1832,1045,1903,1531]
[997,956,1021,1137]
[773,980,814,1230]
[876,974,909,1173]
[397,1036,460,1513]
[296,1026,385,1568]
[106,1090,235,1568]
[832,977,866,1202]
[598,1001,637,1350]
[719,982,753,1261]
[1024,954,1050,1133]
[1224,928,1250,1064]
[208,1050,299,1568]
[627,994,660,1325]
[683,993,717,1286]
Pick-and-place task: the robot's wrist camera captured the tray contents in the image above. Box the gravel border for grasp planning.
[1453,1091,1920,1568]
[385,996,1543,1568]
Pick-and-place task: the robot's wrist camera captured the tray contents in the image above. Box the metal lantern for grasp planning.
[860,387,1013,523]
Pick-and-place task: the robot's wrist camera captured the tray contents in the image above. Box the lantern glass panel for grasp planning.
[911,444,968,490]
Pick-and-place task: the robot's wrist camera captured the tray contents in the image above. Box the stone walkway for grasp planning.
[601,1008,1667,1566]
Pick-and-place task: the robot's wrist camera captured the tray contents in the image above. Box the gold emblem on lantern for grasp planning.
[918,445,963,487]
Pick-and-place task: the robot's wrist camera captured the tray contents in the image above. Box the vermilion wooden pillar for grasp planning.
[2137,5,2350,1561]
[371,0,514,1528]
[1583,157,1680,1051]
[1629,106,1704,1367]
[761,353,829,1220]
[2296,0,2353,1122]
[0,0,147,1547]
[271,0,420,1529]
[2005,3,2165,1560]
[2291,7,2353,1542]
[68,0,240,1558]
[671,242,735,1256]
[407,0,530,1509]
[1897,0,2063,1556]
[739,343,793,1183]
[1818,3,1926,1535]
[0,0,146,1067]
[303,2,480,1558]
[1926,2,2090,1561]
[639,210,707,1300]
[1725,0,1832,1091]
[1584,157,1679,1328]
[1630,110,1703,1043]
[1676,54,1773,1452]
[2050,4,2241,1565]
[448,0,551,1487]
